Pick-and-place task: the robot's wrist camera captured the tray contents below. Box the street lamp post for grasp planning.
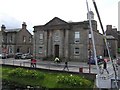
[89,33,92,73]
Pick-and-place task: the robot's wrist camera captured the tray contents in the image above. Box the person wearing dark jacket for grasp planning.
[102,60,109,74]
[63,61,69,71]
[31,58,34,67]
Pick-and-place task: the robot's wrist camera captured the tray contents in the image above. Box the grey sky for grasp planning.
[0,0,118,34]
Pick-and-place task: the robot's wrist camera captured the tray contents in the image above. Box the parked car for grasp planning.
[0,53,8,59]
[14,53,22,59]
[21,53,32,59]
[87,56,104,65]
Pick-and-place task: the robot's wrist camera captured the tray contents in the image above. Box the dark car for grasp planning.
[88,56,104,65]
[15,53,22,59]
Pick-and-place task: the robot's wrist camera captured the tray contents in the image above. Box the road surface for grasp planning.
[0,58,118,75]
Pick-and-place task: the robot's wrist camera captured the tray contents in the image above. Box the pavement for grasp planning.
[1,58,118,74]
[0,58,98,74]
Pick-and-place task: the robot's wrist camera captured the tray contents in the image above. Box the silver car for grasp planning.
[21,53,32,59]
[0,53,7,59]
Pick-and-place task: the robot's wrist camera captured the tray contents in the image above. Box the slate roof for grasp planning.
[4,28,21,33]
[106,35,117,40]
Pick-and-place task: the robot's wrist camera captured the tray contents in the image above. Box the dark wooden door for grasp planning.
[55,45,59,57]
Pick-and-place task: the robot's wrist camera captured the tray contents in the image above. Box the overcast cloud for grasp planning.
[0,0,119,34]
[0,13,21,28]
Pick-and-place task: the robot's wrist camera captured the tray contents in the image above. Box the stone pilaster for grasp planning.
[48,31,52,56]
[44,31,47,57]
[64,30,69,59]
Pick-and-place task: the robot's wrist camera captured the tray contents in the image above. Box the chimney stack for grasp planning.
[22,22,27,29]
[1,24,6,31]
[106,25,112,31]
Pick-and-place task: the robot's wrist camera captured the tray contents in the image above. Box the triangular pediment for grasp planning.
[45,17,68,26]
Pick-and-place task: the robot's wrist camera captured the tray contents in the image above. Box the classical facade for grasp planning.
[1,22,33,57]
[33,17,104,62]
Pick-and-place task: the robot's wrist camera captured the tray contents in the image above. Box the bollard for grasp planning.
[20,63,22,66]
[23,62,25,66]
[13,60,14,65]
[79,67,83,73]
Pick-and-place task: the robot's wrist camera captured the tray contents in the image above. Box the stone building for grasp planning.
[105,25,118,58]
[1,22,33,57]
[33,17,104,62]
[118,31,120,54]
[0,30,2,54]
[105,35,118,58]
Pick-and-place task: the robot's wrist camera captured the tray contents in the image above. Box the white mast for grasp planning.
[86,0,100,75]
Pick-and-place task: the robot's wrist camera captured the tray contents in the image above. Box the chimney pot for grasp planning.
[1,24,6,30]
[106,25,112,30]
[22,22,27,29]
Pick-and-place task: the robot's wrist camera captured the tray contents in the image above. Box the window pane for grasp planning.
[23,36,26,42]
[39,47,43,53]
[74,47,80,54]
[75,32,80,38]
[89,34,92,39]
[29,37,31,42]
[75,32,80,43]
[40,34,43,39]
[10,35,12,42]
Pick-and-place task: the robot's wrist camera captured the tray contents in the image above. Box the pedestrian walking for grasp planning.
[33,59,37,68]
[30,58,34,67]
[63,61,69,71]
[31,58,37,68]
[102,59,109,74]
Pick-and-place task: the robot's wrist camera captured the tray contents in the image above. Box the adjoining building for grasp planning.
[33,16,104,62]
[1,22,33,57]
[118,31,120,54]
[105,25,119,58]
[0,29,2,54]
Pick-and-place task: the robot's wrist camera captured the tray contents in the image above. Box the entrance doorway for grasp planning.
[55,45,59,57]
[17,48,20,53]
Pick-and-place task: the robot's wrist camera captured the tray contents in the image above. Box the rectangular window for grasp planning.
[39,47,43,53]
[40,33,43,40]
[107,42,111,48]
[74,47,80,54]
[89,33,92,39]
[29,37,32,43]
[74,32,80,43]
[9,46,13,53]
[10,35,12,42]
[23,36,26,42]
